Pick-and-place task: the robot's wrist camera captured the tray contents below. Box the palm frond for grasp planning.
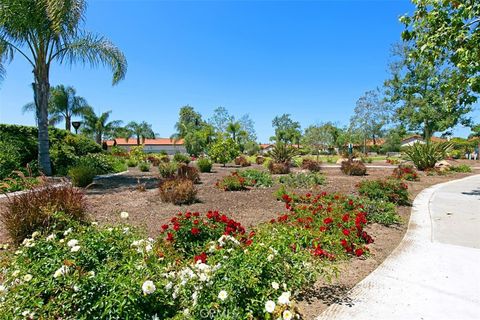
[55,32,127,85]
[22,102,36,114]
[45,0,86,37]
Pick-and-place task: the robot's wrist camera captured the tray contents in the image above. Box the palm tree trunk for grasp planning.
[65,116,71,132]
[33,69,52,176]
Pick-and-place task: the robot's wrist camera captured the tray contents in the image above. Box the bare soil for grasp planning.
[0,160,477,317]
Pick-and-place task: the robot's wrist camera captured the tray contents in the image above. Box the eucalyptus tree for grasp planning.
[82,107,122,145]
[0,0,127,175]
[125,121,155,145]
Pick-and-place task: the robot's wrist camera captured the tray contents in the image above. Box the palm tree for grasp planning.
[22,85,88,130]
[82,107,122,145]
[50,85,89,131]
[125,121,155,145]
[0,0,127,175]
[226,121,242,142]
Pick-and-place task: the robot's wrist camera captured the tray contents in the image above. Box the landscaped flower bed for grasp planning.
[0,182,399,319]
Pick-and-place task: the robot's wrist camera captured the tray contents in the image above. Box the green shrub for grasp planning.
[208,137,240,166]
[76,154,126,175]
[159,178,197,205]
[50,144,78,176]
[0,141,22,179]
[0,176,40,193]
[196,157,213,173]
[340,160,367,176]
[404,142,452,170]
[237,169,274,188]
[0,185,87,244]
[138,162,151,172]
[357,178,410,205]
[126,158,138,167]
[173,153,191,164]
[449,164,472,173]
[216,172,250,191]
[278,172,326,188]
[129,145,146,162]
[0,224,178,319]
[358,198,400,226]
[68,165,96,187]
[158,162,178,179]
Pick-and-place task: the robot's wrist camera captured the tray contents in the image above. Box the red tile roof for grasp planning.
[105,138,184,147]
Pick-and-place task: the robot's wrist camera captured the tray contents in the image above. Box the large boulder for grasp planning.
[435,160,452,171]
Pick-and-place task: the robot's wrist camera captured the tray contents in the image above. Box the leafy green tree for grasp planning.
[270,114,302,145]
[400,0,480,94]
[172,105,214,155]
[208,137,240,166]
[124,121,155,145]
[381,125,407,153]
[385,44,476,141]
[82,107,122,145]
[0,0,127,175]
[174,105,203,138]
[302,123,336,160]
[349,89,390,152]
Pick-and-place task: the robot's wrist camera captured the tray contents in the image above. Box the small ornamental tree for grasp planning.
[208,137,240,166]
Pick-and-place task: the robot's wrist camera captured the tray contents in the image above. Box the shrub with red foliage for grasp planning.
[340,160,367,176]
[160,210,247,256]
[302,159,322,172]
[177,164,201,184]
[1,184,87,244]
[159,178,197,205]
[234,155,251,167]
[268,161,290,174]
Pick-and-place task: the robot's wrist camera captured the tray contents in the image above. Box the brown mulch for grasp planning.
[0,161,477,318]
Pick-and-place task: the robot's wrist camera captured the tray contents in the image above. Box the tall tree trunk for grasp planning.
[137,135,140,146]
[33,69,52,176]
[96,132,102,145]
[65,116,71,132]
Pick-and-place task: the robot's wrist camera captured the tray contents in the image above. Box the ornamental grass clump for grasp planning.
[158,162,178,179]
[1,184,87,244]
[268,161,290,174]
[68,165,96,187]
[340,160,367,176]
[138,162,150,172]
[392,164,419,181]
[357,178,410,205]
[196,157,212,173]
[159,178,197,205]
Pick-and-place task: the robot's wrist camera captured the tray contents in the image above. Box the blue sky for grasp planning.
[0,0,477,142]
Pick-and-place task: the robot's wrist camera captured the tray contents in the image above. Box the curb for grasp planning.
[94,170,129,179]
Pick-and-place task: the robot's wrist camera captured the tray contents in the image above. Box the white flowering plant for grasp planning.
[0,223,180,319]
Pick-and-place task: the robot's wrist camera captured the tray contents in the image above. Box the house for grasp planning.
[104,138,187,155]
[400,135,447,148]
[259,143,274,154]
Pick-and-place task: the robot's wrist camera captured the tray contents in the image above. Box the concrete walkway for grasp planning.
[317,174,480,320]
